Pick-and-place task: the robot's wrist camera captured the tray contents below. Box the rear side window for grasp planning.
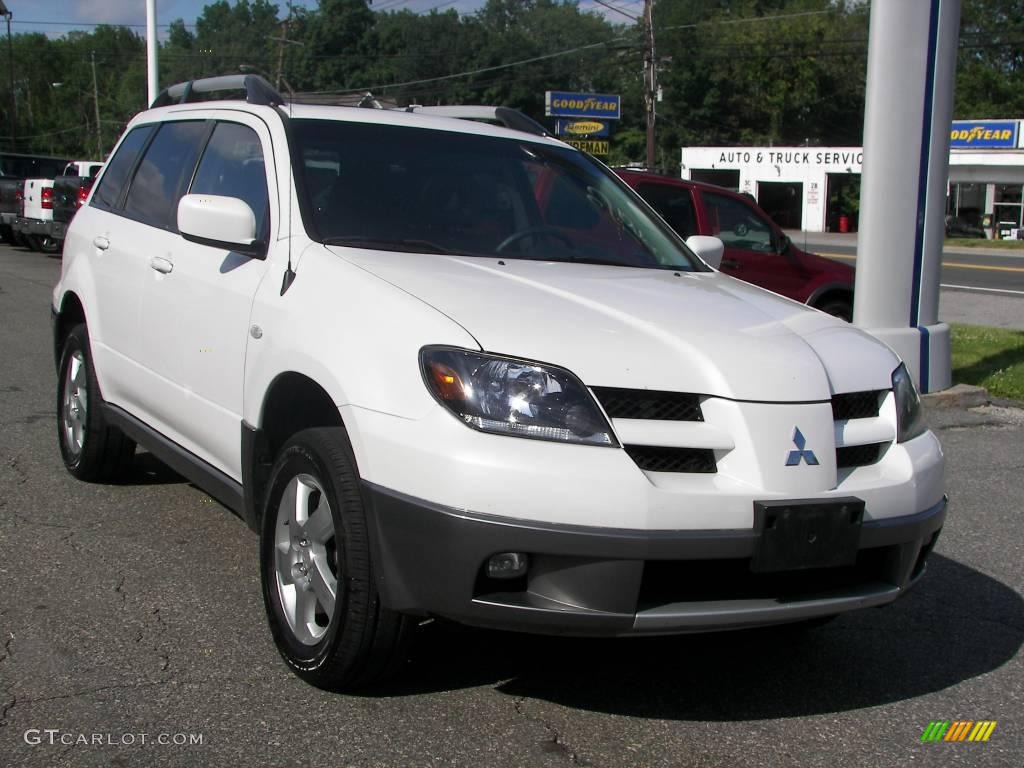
[91,125,155,210]
[123,121,208,230]
[636,182,698,239]
[189,122,269,237]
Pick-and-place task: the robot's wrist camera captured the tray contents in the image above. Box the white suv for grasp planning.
[52,75,946,690]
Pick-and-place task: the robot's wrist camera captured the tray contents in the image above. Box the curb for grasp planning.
[922,383,989,409]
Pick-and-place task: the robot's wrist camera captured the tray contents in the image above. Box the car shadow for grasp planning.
[114,450,188,485]
[382,554,1022,719]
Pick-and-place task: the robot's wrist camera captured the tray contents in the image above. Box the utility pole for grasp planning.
[270,3,302,95]
[643,0,656,170]
[1,1,15,151]
[91,51,103,158]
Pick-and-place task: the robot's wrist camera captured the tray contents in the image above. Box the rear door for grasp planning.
[697,189,808,300]
[137,116,275,478]
[76,123,157,411]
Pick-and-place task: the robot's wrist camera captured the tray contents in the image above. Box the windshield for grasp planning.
[293,119,704,271]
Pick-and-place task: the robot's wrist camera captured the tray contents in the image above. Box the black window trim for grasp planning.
[91,110,279,248]
[89,123,158,213]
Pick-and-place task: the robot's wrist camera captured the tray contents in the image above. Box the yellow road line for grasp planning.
[818,251,1024,273]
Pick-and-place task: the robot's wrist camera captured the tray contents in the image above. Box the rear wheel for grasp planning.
[260,427,414,690]
[57,324,136,481]
[27,234,61,254]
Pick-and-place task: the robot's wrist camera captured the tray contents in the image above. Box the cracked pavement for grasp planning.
[1,243,1022,767]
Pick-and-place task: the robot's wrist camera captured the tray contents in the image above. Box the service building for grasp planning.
[679,119,1024,236]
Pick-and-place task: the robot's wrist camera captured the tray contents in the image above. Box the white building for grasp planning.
[679,119,1024,236]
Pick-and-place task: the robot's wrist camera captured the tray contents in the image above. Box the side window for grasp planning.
[91,125,155,210]
[636,182,697,238]
[123,121,208,230]
[189,122,270,238]
[702,191,774,251]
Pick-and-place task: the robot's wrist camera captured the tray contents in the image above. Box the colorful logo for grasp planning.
[920,721,997,742]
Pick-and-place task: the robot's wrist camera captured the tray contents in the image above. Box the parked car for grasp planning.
[52,161,104,245]
[13,160,101,254]
[0,152,70,246]
[53,75,946,691]
[615,169,856,321]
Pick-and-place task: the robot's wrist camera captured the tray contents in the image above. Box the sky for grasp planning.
[2,0,637,37]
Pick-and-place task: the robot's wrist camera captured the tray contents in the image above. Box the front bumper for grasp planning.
[363,483,946,636]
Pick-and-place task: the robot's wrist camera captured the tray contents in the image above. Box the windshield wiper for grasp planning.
[322,236,456,254]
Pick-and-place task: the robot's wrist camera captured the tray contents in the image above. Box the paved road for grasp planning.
[788,233,1024,296]
[1,244,1022,767]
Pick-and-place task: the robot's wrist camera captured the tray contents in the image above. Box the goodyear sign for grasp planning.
[949,120,1019,149]
[545,91,621,120]
[554,119,610,138]
[564,139,609,156]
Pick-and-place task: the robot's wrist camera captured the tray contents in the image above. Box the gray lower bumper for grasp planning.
[12,217,53,236]
[362,483,946,636]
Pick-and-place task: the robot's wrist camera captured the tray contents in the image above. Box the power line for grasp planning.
[11,18,196,29]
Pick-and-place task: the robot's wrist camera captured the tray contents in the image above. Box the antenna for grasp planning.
[280,76,296,295]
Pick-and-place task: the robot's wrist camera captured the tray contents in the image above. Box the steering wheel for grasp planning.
[496,226,576,254]
[735,222,749,237]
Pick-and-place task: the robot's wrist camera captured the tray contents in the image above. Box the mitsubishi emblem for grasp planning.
[785,428,819,466]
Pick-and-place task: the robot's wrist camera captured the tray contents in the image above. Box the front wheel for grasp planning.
[816,298,853,323]
[260,427,414,690]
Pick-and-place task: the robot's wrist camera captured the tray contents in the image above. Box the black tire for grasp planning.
[27,234,61,255]
[56,323,136,481]
[260,427,414,691]
[816,298,853,322]
[23,233,40,251]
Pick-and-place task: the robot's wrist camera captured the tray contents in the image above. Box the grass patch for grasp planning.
[945,237,1024,249]
[950,323,1024,401]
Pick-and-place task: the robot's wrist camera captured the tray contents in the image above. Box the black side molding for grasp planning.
[102,403,245,516]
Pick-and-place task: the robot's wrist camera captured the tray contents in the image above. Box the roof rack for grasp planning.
[402,105,550,137]
[150,74,286,110]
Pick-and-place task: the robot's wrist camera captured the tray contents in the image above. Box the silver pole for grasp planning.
[146,0,158,106]
[853,0,960,393]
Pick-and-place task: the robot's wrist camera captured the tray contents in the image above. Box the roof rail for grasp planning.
[150,74,286,109]
[402,105,550,137]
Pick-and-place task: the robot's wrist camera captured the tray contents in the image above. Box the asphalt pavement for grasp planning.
[787,230,1024,298]
[1,243,1022,767]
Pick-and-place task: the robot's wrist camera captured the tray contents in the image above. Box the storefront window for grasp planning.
[994,184,1023,230]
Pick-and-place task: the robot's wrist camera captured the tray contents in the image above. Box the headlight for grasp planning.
[420,347,617,446]
[892,363,927,442]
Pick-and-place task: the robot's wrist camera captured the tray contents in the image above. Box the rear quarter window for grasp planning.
[91,125,155,210]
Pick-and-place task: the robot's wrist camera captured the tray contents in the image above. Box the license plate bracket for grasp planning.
[751,497,864,573]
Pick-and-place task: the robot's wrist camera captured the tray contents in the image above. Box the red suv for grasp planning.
[616,169,854,321]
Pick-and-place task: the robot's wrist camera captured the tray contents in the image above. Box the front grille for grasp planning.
[836,442,885,468]
[832,390,884,420]
[624,445,716,473]
[592,387,703,421]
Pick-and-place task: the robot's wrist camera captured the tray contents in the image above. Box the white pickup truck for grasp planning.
[14,160,102,254]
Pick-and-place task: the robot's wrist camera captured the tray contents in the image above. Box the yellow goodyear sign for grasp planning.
[564,139,610,156]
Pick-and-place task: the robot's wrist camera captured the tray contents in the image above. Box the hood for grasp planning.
[329,248,899,402]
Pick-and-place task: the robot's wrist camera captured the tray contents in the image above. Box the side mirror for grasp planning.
[777,232,792,254]
[177,194,264,258]
[685,235,724,270]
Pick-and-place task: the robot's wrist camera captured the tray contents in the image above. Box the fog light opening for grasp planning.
[487,552,529,579]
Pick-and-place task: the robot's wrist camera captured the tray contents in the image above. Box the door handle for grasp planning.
[149,256,174,274]
[92,236,110,251]
[720,258,742,270]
